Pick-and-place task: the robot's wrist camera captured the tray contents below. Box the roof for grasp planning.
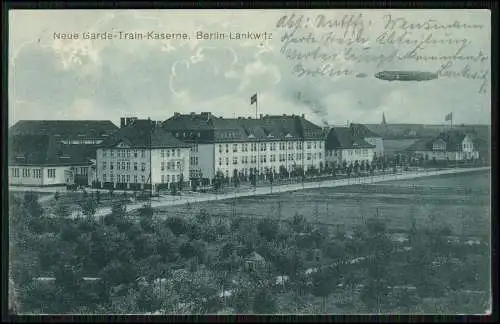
[326,127,375,150]
[245,251,265,262]
[100,119,190,149]
[349,123,381,138]
[9,120,118,138]
[405,131,478,153]
[9,135,92,166]
[162,113,324,143]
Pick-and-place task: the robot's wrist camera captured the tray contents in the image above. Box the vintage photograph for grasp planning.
[8,9,491,315]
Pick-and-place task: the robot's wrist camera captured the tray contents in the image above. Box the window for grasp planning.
[233,144,238,152]
[161,175,165,183]
[110,162,114,170]
[134,150,138,158]
[307,153,312,160]
[134,162,138,171]
[307,142,312,149]
[103,162,107,170]
[314,142,317,149]
[233,157,238,165]
[47,169,56,178]
[134,175,138,183]
[110,173,114,182]
[225,144,229,153]
[126,162,130,170]
[161,149,165,158]
[12,168,20,178]
[219,145,223,153]
[270,155,276,162]
[141,150,146,158]
[177,149,180,157]
[177,175,180,182]
[111,150,114,157]
[261,143,267,151]
[319,142,323,149]
[127,175,130,182]
[126,150,130,158]
[141,175,145,183]
[226,157,229,166]
[319,153,322,159]
[288,142,293,149]
[33,169,41,178]
[103,150,107,157]
[122,162,126,170]
[103,174,107,182]
[121,175,126,183]
[219,157,222,166]
[251,156,256,164]
[161,162,165,171]
[176,161,181,169]
[288,154,293,161]
[141,163,146,171]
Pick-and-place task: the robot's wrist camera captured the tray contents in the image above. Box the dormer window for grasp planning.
[248,134,255,139]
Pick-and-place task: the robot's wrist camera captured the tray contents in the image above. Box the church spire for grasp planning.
[381,112,387,126]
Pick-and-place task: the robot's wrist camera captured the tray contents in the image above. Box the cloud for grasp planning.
[9,9,491,127]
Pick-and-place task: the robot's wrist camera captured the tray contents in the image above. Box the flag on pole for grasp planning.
[251,93,257,105]
[445,112,452,121]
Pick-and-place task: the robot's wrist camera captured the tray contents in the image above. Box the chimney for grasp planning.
[174,112,180,117]
[301,114,305,118]
[120,118,126,128]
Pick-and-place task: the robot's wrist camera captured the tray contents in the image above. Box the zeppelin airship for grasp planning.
[374,71,438,82]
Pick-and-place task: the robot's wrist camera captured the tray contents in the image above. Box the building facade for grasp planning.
[9,134,92,186]
[325,127,375,166]
[95,118,191,192]
[350,123,384,157]
[406,131,480,161]
[163,112,325,183]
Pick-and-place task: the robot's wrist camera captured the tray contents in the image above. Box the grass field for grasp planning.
[160,170,490,238]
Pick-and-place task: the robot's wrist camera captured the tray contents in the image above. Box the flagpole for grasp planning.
[255,93,258,120]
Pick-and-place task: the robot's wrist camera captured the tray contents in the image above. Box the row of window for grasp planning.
[161,174,182,183]
[11,168,55,178]
[217,141,323,153]
[217,153,322,166]
[102,162,146,171]
[160,149,182,158]
[160,161,183,171]
[103,174,145,183]
[328,149,370,157]
[102,149,146,158]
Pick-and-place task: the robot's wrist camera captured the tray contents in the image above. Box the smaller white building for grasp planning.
[350,123,384,157]
[9,135,92,187]
[325,127,375,167]
[407,131,480,161]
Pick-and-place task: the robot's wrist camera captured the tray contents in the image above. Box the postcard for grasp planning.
[8,9,491,315]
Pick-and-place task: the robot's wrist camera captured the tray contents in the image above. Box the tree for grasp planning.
[252,288,278,314]
[257,219,279,241]
[311,267,339,313]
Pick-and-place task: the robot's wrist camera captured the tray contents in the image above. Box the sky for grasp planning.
[8,9,491,127]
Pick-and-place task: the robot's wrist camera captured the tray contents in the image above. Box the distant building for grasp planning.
[162,112,325,183]
[9,120,118,145]
[405,131,479,161]
[95,118,191,191]
[325,127,375,166]
[9,135,92,186]
[349,123,384,156]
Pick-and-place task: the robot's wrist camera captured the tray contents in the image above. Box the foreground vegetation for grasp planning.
[9,191,490,314]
